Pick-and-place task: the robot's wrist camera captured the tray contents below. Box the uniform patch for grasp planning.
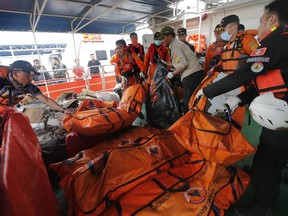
[251,62,264,73]
[247,57,270,63]
[250,43,258,51]
[184,187,207,204]
[173,56,180,63]
[250,47,267,56]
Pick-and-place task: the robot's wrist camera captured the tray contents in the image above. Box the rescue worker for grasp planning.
[160,26,204,113]
[0,60,71,115]
[209,14,259,75]
[177,27,195,52]
[238,24,245,33]
[197,0,288,215]
[208,14,259,126]
[203,24,226,74]
[142,32,171,84]
[128,32,145,61]
[113,39,144,90]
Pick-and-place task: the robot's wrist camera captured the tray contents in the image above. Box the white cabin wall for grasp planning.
[183,0,271,47]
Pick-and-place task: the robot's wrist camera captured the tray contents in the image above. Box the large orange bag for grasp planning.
[118,83,148,114]
[102,161,242,216]
[63,98,118,131]
[213,166,250,211]
[168,104,255,165]
[67,107,137,136]
[0,107,60,216]
[188,72,246,127]
[50,126,156,179]
[61,133,191,216]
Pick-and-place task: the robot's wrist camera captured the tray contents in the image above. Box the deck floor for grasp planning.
[225,107,288,216]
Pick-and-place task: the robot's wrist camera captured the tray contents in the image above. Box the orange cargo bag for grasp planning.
[63,98,118,131]
[214,166,250,210]
[169,101,255,165]
[69,107,138,136]
[102,161,240,216]
[189,73,246,127]
[50,126,155,179]
[61,133,191,216]
[118,83,148,114]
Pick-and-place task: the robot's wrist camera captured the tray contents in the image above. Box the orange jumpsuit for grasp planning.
[143,43,171,84]
[112,51,144,89]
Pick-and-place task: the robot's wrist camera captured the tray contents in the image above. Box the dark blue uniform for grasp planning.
[203,25,288,214]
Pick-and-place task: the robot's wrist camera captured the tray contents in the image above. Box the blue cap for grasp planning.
[10,60,40,75]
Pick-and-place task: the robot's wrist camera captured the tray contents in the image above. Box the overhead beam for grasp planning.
[30,0,48,31]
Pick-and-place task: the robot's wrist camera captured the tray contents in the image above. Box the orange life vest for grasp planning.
[221,33,258,74]
[187,34,207,53]
[254,69,288,98]
[148,43,168,64]
[128,43,145,60]
[204,40,226,73]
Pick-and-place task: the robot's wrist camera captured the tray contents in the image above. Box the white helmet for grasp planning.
[249,92,288,131]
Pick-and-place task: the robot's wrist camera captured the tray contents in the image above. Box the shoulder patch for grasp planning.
[250,47,267,56]
[251,62,264,73]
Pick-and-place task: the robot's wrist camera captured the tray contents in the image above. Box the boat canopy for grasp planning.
[0,0,180,34]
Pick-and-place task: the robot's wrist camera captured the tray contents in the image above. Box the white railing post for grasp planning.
[101,65,106,91]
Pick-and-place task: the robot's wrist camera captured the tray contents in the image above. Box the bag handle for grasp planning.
[191,97,232,135]
[63,151,83,165]
[88,152,109,175]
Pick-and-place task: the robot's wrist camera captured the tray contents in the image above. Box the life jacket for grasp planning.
[0,66,23,106]
[148,43,167,64]
[187,34,207,53]
[254,68,288,98]
[128,43,144,60]
[206,41,226,72]
[221,32,258,74]
[118,51,137,75]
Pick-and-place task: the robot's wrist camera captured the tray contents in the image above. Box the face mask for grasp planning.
[220,31,232,41]
[154,40,162,46]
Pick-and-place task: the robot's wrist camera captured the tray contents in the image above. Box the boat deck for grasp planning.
[225,107,288,216]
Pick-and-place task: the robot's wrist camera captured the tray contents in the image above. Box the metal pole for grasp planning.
[32,31,50,98]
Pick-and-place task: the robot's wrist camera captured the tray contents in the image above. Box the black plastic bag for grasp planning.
[146,62,181,129]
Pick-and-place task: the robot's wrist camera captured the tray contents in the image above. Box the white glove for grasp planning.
[139,72,145,79]
[113,83,122,90]
[121,76,127,83]
[167,72,174,79]
[196,89,204,98]
[224,95,241,114]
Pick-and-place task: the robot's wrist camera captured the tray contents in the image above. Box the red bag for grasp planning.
[0,107,60,216]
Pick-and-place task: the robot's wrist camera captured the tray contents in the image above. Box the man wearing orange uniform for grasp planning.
[142,32,171,84]
[211,15,259,75]
[209,15,259,126]
[112,39,144,90]
[203,24,226,75]
[128,32,145,61]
